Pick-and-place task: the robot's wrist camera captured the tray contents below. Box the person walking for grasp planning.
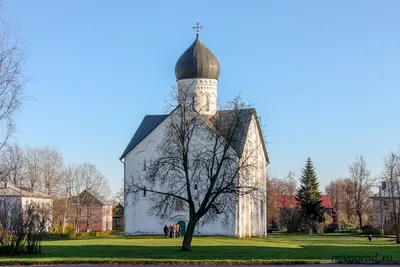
[163,224,168,238]
[169,224,174,238]
[368,234,372,243]
[176,224,181,237]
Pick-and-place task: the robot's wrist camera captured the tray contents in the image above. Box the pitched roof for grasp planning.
[82,189,112,206]
[211,109,253,157]
[120,106,269,162]
[120,114,169,159]
[0,182,52,199]
[321,195,334,209]
[211,108,268,161]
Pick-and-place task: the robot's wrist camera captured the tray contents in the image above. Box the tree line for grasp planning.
[0,144,111,233]
[267,148,400,244]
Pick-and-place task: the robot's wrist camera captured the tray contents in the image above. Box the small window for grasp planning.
[176,199,184,211]
[205,94,210,111]
[384,200,388,208]
[143,159,147,171]
[143,186,147,197]
[260,200,265,218]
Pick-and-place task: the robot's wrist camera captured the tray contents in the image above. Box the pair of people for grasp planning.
[163,224,181,238]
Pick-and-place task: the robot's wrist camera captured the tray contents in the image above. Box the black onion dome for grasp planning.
[175,35,220,81]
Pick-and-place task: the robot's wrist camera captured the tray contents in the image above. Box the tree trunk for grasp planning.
[357,212,363,229]
[181,219,196,251]
[396,218,400,244]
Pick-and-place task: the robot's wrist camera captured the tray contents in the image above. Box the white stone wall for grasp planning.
[102,206,113,231]
[124,117,166,234]
[236,113,267,238]
[124,109,235,236]
[0,196,21,222]
[372,197,400,227]
[21,197,53,231]
[177,78,218,116]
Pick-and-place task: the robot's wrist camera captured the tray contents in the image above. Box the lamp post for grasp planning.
[379,185,384,236]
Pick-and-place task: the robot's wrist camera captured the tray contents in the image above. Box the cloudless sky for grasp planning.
[2,0,400,194]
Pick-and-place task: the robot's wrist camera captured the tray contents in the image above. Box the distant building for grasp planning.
[278,194,338,224]
[112,203,124,231]
[72,189,113,232]
[0,181,53,231]
[371,182,400,229]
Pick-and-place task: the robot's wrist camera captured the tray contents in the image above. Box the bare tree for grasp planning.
[0,16,26,150]
[267,171,297,228]
[113,178,124,204]
[325,178,356,226]
[65,164,84,233]
[0,144,24,184]
[325,179,341,211]
[349,155,373,228]
[65,163,110,233]
[380,149,400,243]
[271,171,297,196]
[80,162,110,232]
[25,148,42,189]
[266,175,279,227]
[126,92,266,251]
[39,147,63,196]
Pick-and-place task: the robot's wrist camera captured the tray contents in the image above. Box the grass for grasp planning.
[0,233,399,264]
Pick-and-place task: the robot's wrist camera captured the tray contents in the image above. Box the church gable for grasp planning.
[120,115,168,160]
[209,109,268,162]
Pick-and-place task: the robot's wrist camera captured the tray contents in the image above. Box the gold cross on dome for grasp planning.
[192,22,203,34]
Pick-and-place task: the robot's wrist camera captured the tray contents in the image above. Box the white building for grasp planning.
[120,33,269,237]
[0,182,53,231]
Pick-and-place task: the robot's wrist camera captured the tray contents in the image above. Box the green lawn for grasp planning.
[1,234,399,264]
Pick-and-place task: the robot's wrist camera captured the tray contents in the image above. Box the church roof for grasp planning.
[211,109,268,162]
[120,107,269,163]
[175,35,220,81]
[119,115,168,160]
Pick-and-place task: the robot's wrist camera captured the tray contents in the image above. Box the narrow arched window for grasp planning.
[205,94,210,111]
[143,159,146,171]
[143,186,147,197]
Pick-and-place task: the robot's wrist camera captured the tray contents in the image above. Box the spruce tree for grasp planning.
[296,157,325,232]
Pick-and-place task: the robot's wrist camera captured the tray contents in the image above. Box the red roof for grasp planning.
[321,195,334,209]
[278,195,334,209]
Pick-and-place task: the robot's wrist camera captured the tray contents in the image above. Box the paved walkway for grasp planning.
[8,265,398,267]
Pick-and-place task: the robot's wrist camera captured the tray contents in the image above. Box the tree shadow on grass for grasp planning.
[4,245,400,262]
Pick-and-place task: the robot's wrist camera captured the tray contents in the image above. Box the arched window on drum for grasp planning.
[205,94,210,111]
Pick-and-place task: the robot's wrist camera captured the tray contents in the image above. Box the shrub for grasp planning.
[64,224,75,234]
[324,223,339,233]
[95,231,112,237]
[52,223,63,234]
[0,199,52,255]
[67,231,112,238]
[345,223,355,230]
[361,225,380,235]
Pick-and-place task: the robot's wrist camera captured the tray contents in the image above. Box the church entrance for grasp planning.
[176,220,186,236]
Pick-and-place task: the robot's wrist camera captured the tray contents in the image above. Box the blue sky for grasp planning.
[2,0,400,194]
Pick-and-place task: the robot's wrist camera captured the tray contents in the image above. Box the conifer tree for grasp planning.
[296,157,325,232]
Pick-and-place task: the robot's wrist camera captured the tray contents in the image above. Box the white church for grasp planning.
[120,30,269,238]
